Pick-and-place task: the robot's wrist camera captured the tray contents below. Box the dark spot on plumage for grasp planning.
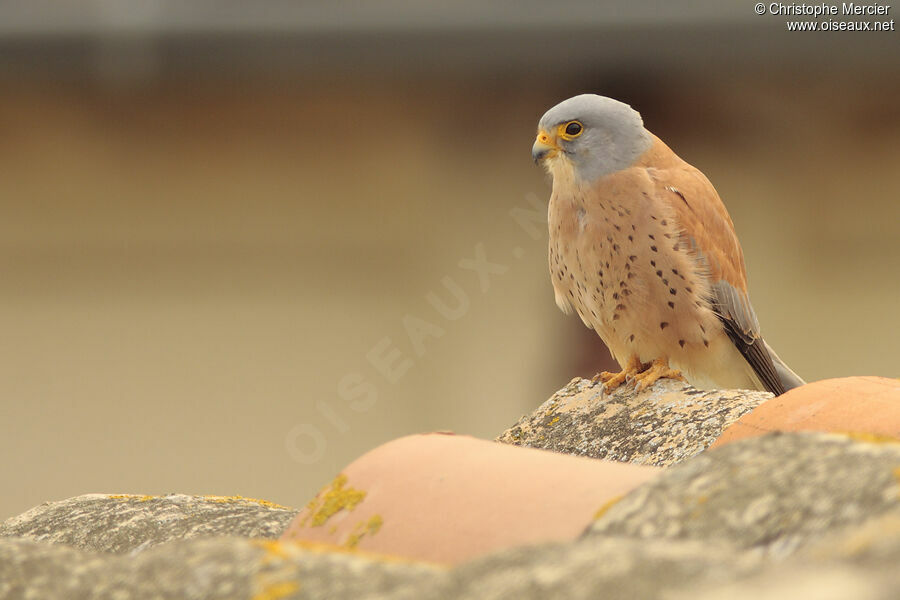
[606,235,613,243]
[612,244,620,252]
[631,224,636,231]
[679,339,685,348]
[597,270,603,277]
[624,263,631,271]
[660,322,669,330]
[615,304,626,311]
[703,339,709,347]
[595,287,600,293]
[621,289,631,296]
[668,301,675,309]
[650,260,656,267]
[628,255,637,262]
[650,215,657,220]
[699,324,706,333]
[612,314,620,321]
[627,235,633,242]
[669,288,676,295]
[648,234,655,240]
[629,334,635,342]
[656,270,663,277]
[613,224,621,232]
[661,220,668,226]
[662,278,669,285]
[627,272,636,279]
[650,245,658,252]
[619,281,626,288]
[663,233,671,239]
[605,261,610,269]
[672,243,680,252]
[685,287,693,294]
[671,268,679,275]
[612,292,619,300]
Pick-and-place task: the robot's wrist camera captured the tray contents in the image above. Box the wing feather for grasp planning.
[645,153,786,395]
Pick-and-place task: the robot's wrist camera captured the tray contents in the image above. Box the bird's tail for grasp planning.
[763,341,805,393]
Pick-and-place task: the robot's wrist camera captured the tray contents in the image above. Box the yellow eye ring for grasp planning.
[558,120,583,140]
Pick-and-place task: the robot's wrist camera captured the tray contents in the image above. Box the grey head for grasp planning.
[532,94,652,182]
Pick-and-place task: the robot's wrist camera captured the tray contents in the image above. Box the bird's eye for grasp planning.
[561,121,583,139]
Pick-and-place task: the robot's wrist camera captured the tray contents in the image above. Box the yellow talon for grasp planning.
[632,358,684,391]
[592,355,646,392]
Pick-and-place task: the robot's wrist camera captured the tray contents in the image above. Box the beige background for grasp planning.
[1,6,898,521]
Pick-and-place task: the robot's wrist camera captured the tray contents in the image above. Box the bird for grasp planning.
[532,93,804,395]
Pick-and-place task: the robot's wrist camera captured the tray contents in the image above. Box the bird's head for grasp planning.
[532,94,652,182]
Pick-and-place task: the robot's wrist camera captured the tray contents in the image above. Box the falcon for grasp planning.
[532,94,804,395]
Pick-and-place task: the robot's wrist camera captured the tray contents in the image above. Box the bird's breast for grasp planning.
[548,174,721,366]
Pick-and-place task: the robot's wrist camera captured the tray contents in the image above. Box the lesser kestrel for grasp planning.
[533,94,804,395]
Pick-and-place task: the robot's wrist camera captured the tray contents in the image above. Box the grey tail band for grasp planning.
[763,340,806,393]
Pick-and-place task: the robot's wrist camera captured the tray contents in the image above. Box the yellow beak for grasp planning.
[532,130,560,163]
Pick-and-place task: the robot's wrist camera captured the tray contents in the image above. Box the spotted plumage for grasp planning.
[533,94,803,395]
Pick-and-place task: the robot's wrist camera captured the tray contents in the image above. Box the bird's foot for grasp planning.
[594,370,628,389]
[592,355,646,392]
[632,358,684,392]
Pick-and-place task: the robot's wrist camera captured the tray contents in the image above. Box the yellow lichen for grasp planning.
[342,514,385,549]
[297,473,367,528]
[344,529,363,548]
[257,537,446,567]
[252,580,300,600]
[549,416,560,425]
[592,496,622,520]
[203,495,292,510]
[366,514,384,535]
[107,494,156,502]
[843,432,900,445]
[252,539,293,563]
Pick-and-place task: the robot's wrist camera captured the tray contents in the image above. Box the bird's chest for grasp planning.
[548,188,643,330]
[548,181,711,362]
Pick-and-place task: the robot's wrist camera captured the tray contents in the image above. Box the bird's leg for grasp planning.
[593,355,646,391]
[632,358,684,392]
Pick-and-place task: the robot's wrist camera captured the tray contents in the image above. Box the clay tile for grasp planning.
[280,432,659,564]
[712,376,900,448]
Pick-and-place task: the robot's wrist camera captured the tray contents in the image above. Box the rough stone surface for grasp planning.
[497,377,771,466]
[5,386,900,599]
[679,510,900,600]
[0,536,440,600]
[0,494,299,553]
[405,536,759,600]
[589,432,900,558]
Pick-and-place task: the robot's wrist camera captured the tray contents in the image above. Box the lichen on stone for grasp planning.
[344,514,384,549]
[252,580,300,600]
[203,495,292,510]
[593,496,623,521]
[298,474,367,528]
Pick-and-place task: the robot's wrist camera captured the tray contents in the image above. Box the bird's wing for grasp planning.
[647,164,786,395]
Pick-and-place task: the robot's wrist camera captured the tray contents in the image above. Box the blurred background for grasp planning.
[1,1,898,521]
